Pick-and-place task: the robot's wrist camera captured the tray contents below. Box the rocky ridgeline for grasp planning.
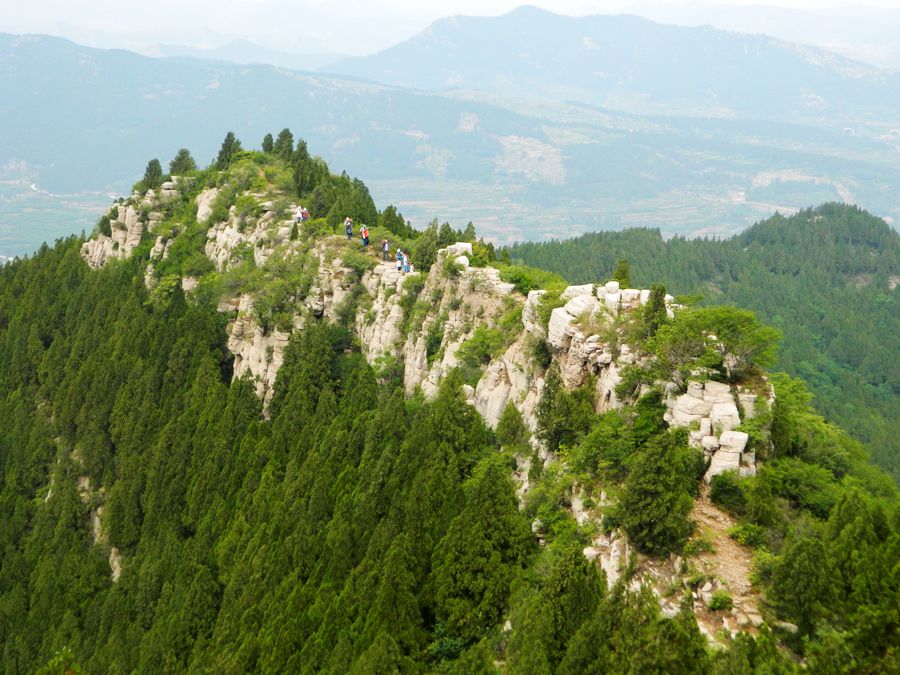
[81,188,770,479]
[78,187,774,632]
[81,179,180,269]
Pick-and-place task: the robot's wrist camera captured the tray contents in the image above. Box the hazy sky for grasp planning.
[1,0,899,59]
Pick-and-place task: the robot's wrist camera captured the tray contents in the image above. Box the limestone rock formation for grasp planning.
[227,294,299,408]
[204,199,296,271]
[664,379,773,481]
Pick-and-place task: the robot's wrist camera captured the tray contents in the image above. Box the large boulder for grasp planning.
[710,401,741,433]
[196,187,219,224]
[561,284,594,301]
[522,290,547,337]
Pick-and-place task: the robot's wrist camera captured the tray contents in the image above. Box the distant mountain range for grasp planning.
[2,9,900,257]
[154,39,342,72]
[326,6,900,128]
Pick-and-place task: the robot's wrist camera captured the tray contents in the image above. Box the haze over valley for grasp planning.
[2,6,900,258]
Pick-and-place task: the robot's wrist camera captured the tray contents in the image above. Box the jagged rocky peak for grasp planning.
[81,178,181,269]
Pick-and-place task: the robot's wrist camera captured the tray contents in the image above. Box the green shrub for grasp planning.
[708,590,733,611]
[342,248,376,282]
[425,317,446,364]
[442,256,463,278]
[456,327,505,369]
[709,471,747,515]
[728,523,767,548]
[497,264,566,295]
[536,290,564,330]
[97,214,112,237]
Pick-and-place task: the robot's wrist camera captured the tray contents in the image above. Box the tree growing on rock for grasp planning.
[168,148,197,175]
[215,131,242,170]
[141,158,163,190]
[612,258,632,287]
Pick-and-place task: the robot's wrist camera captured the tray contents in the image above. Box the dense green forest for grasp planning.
[505,206,900,481]
[1,139,898,672]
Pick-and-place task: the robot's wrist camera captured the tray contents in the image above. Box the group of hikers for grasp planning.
[293,210,415,273]
[345,217,370,247]
[343,217,414,273]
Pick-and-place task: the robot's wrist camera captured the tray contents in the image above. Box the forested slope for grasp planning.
[1,143,897,672]
[505,205,900,480]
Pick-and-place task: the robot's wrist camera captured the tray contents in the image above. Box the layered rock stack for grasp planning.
[665,380,772,481]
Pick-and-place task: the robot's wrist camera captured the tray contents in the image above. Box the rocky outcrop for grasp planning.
[226,294,299,407]
[357,263,411,361]
[81,203,146,269]
[195,187,219,224]
[545,281,673,412]
[204,199,296,271]
[80,182,174,269]
[664,379,773,481]
[401,249,517,397]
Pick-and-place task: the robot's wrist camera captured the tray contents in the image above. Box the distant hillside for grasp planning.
[327,6,900,127]
[2,31,900,260]
[506,203,900,480]
[155,40,342,71]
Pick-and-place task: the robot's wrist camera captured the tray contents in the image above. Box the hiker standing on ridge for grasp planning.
[360,224,370,248]
[396,248,403,271]
[345,217,353,240]
[381,239,390,261]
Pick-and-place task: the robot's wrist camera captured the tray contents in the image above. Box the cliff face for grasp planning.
[81,184,767,480]
[81,180,180,269]
[78,182,774,640]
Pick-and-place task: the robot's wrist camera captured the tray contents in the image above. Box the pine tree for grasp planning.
[261,133,274,153]
[215,132,242,170]
[771,535,836,636]
[433,456,533,640]
[168,148,197,175]
[362,534,424,654]
[495,402,529,449]
[612,258,631,287]
[620,433,694,555]
[273,128,294,160]
[142,158,163,190]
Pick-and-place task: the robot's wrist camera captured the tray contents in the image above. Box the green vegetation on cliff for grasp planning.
[1,145,898,672]
[505,205,900,480]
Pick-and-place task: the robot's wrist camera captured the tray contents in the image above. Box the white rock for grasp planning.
[564,294,598,318]
[523,289,547,337]
[583,546,601,561]
[703,381,734,404]
[701,435,720,451]
[445,242,473,256]
[639,289,651,304]
[738,392,758,419]
[687,381,705,398]
[561,284,594,301]
[718,430,749,454]
[705,450,742,482]
[620,289,641,307]
[710,401,741,433]
[674,393,712,417]
[547,307,575,351]
[196,187,219,224]
[454,255,470,270]
[604,280,620,294]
